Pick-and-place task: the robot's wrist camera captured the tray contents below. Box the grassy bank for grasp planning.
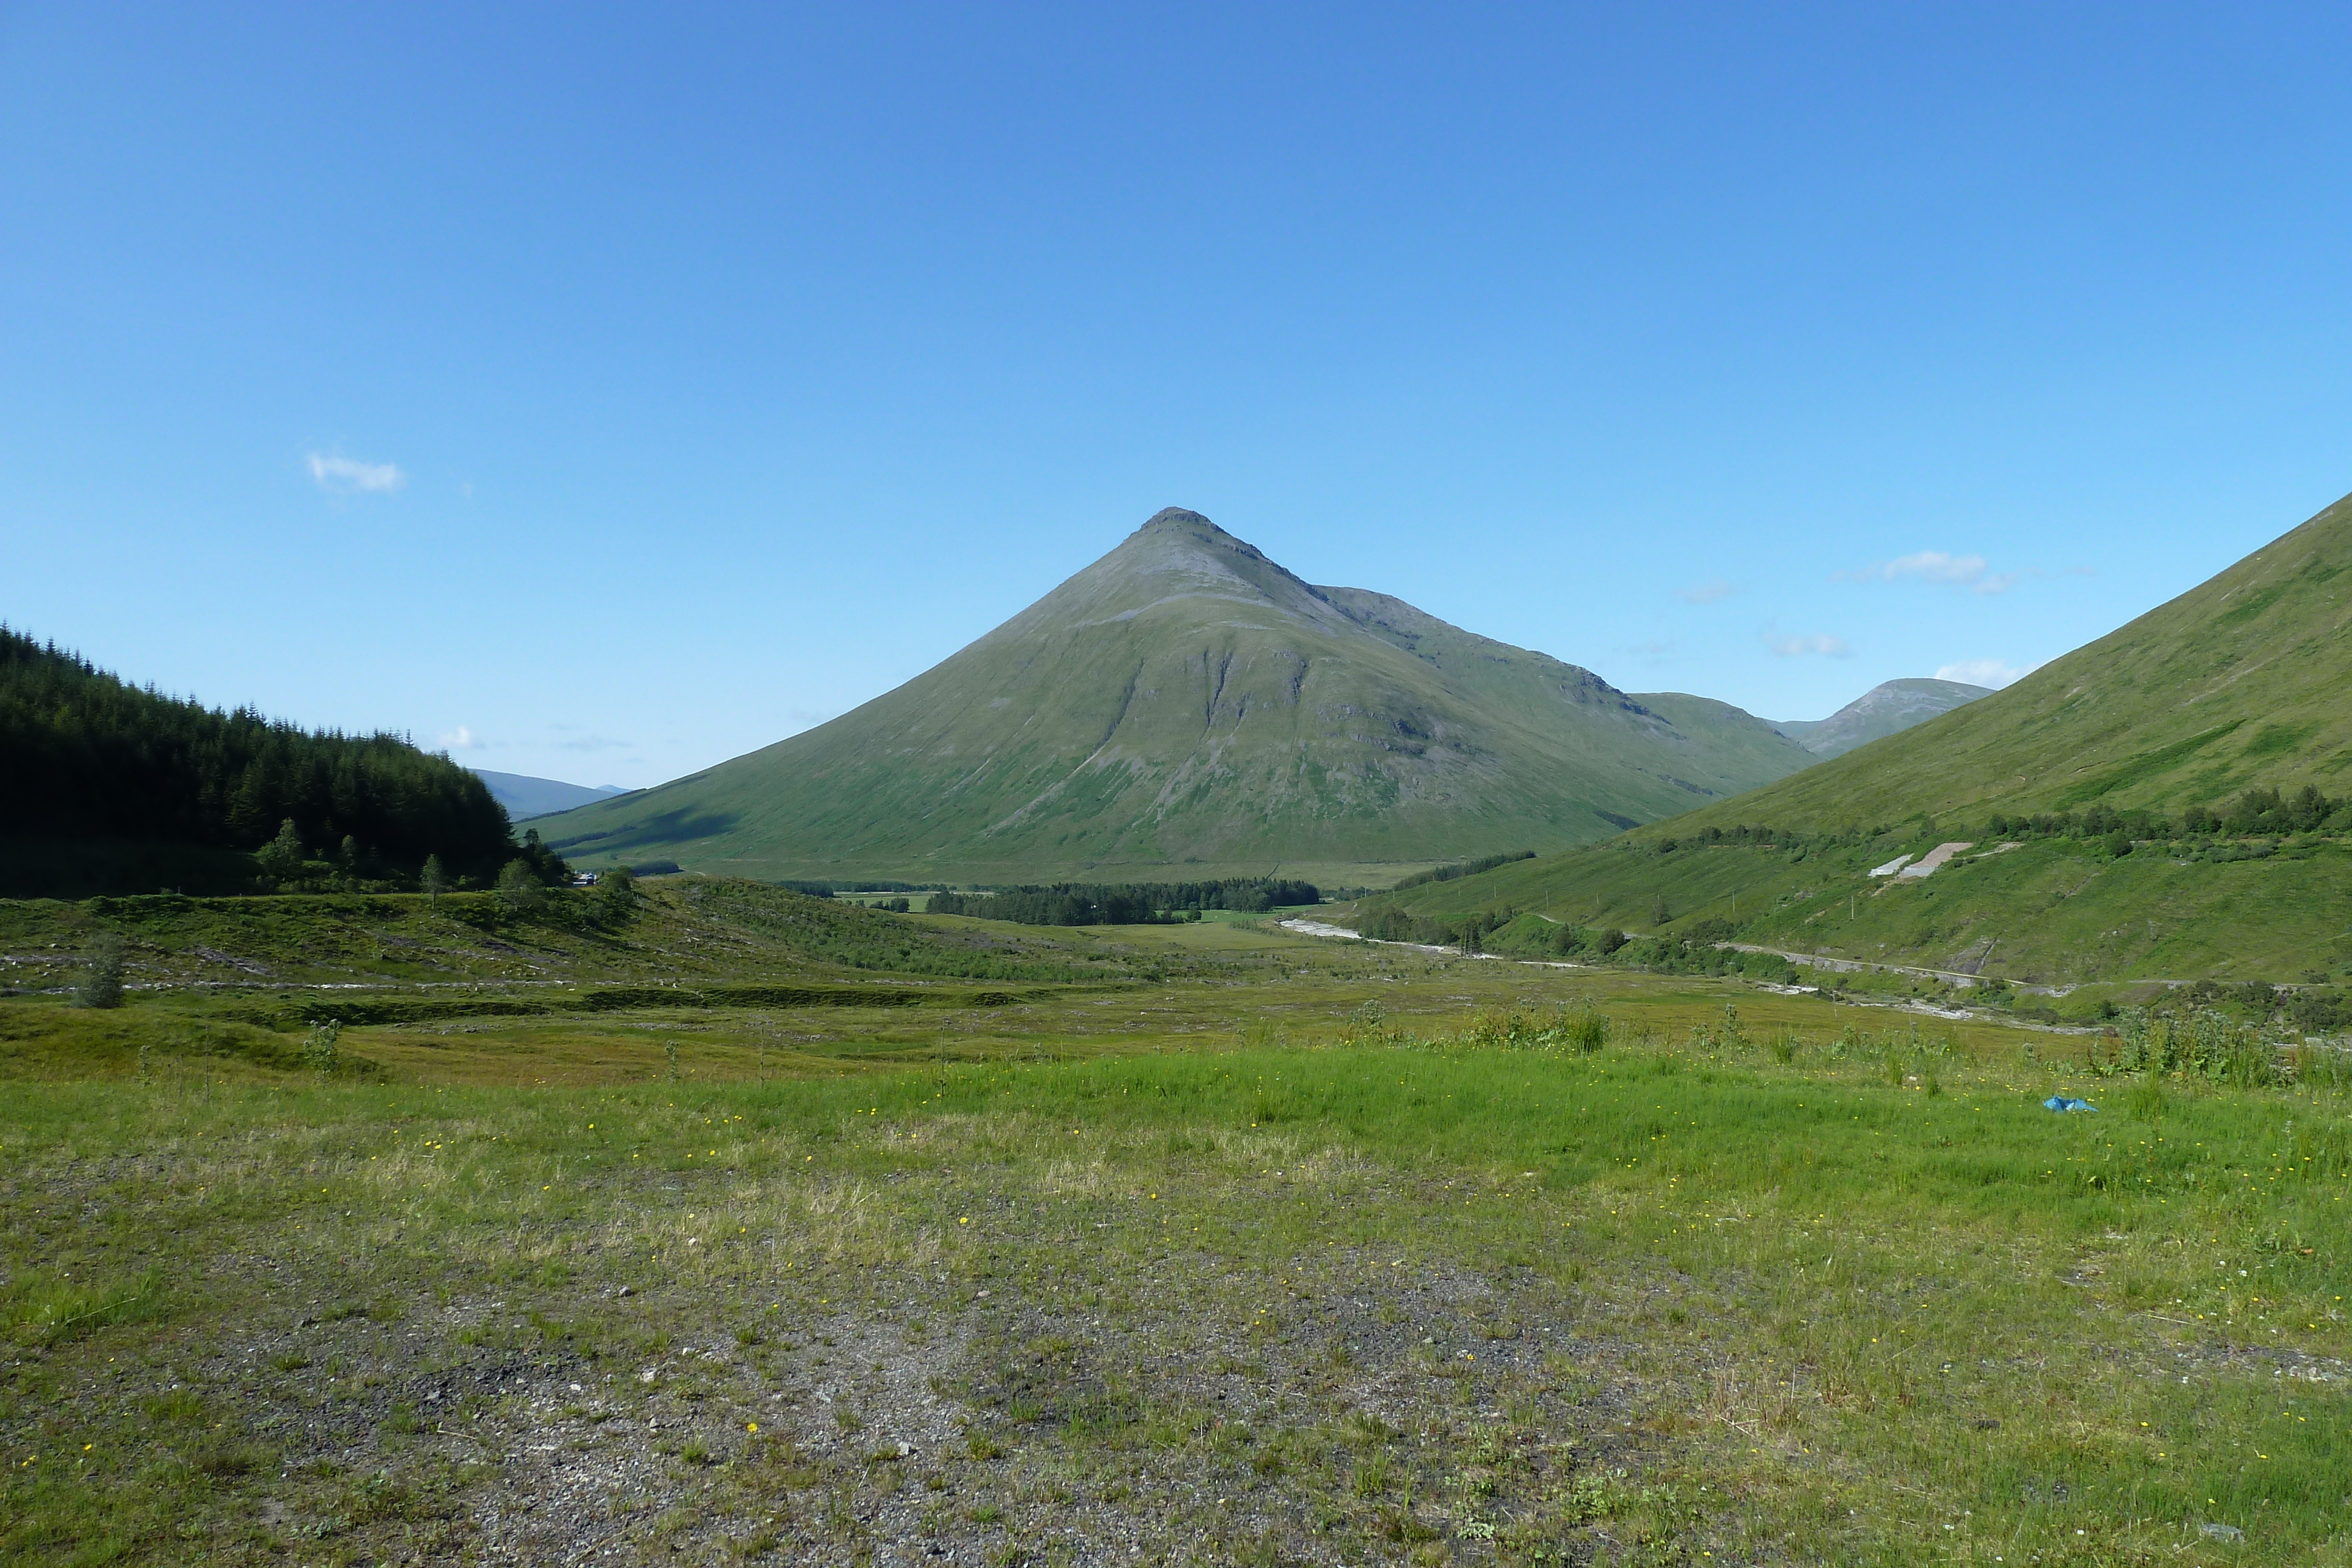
[0,878,1151,999]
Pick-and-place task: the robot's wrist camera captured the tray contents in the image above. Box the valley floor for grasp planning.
[3,902,2347,1566]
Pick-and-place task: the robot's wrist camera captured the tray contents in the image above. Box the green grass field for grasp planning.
[4,890,2347,1565]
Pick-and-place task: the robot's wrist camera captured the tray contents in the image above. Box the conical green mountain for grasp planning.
[535,509,1819,882]
[1368,487,2352,984]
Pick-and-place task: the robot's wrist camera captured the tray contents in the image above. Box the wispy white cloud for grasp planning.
[1935,657,2039,688]
[1836,550,2019,594]
[1678,577,1737,604]
[1769,633,1853,658]
[308,452,406,494]
[438,726,485,750]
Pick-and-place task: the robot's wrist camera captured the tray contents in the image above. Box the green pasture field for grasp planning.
[3,900,2348,1566]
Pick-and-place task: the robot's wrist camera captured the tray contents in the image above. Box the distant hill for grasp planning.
[1357,487,2352,986]
[0,627,517,897]
[471,770,627,820]
[533,509,1823,883]
[1774,678,1993,760]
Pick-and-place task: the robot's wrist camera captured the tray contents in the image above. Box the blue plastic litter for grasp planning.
[2043,1095,2098,1113]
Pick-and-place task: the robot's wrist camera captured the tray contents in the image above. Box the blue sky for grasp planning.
[6,4,2350,789]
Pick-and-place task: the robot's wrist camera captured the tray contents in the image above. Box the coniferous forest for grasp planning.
[0,628,518,894]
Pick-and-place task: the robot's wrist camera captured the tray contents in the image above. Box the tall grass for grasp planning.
[2096,1006,2322,1087]
[5,1267,163,1345]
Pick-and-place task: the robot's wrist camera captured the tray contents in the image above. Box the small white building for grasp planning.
[1897,842,1975,880]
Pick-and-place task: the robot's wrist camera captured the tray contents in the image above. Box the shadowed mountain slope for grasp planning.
[1775,678,1994,760]
[534,509,1819,882]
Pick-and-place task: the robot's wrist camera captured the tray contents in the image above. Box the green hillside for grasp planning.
[1658,488,2352,833]
[534,509,1821,883]
[1351,487,2352,986]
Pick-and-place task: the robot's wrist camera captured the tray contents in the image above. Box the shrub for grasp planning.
[496,859,547,914]
[2104,1007,2287,1086]
[76,931,125,1009]
[596,864,638,924]
[302,1018,341,1078]
[1454,1005,1609,1055]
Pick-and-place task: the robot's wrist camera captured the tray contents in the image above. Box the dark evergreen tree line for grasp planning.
[1652,823,1795,854]
[1388,850,1536,891]
[928,877,1320,925]
[1,627,517,881]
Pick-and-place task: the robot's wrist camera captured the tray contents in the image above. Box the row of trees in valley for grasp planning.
[1387,850,1536,891]
[2,627,524,891]
[1642,784,2352,866]
[1970,792,2348,845]
[928,877,1321,926]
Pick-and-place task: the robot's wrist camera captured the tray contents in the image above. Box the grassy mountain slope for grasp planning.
[1774,677,1992,759]
[1356,487,2352,985]
[1672,489,2352,833]
[536,510,1818,882]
